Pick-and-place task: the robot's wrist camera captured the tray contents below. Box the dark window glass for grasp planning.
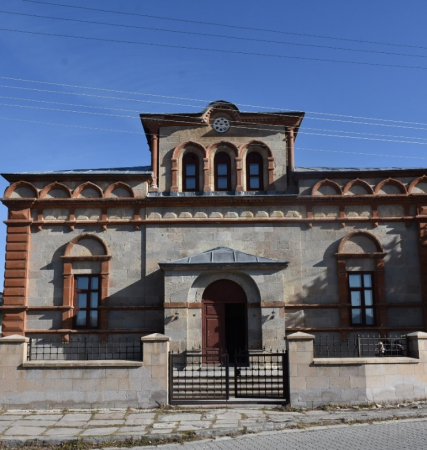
[214,152,231,191]
[246,152,263,191]
[183,153,199,192]
[349,272,375,326]
[74,275,101,329]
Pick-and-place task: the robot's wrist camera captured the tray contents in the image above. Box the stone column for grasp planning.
[141,333,170,406]
[0,334,28,366]
[406,331,427,360]
[286,332,315,406]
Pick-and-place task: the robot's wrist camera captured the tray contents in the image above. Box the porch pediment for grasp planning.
[159,247,288,271]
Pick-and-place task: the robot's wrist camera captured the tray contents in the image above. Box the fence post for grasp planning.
[357,335,361,358]
[141,333,171,406]
[225,352,230,400]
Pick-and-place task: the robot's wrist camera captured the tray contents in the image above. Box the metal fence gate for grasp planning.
[234,351,288,399]
[169,349,288,403]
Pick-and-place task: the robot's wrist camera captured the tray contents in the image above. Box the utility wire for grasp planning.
[3,95,427,142]
[2,27,427,71]
[3,101,427,146]
[1,114,427,162]
[1,9,427,60]
[3,84,427,134]
[22,0,427,52]
[2,75,427,129]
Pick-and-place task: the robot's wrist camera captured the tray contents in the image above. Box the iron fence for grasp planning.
[169,349,230,402]
[314,335,409,358]
[27,337,142,361]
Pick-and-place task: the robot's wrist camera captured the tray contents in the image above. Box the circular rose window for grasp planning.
[213,117,230,133]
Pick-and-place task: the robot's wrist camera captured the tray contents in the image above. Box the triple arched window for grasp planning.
[180,150,264,192]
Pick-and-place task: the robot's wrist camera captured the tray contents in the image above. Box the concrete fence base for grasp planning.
[287,331,427,407]
[0,333,170,409]
[1,331,427,409]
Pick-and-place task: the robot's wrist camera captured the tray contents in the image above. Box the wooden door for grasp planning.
[202,280,247,353]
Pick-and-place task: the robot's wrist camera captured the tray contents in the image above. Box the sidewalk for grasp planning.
[1,400,427,448]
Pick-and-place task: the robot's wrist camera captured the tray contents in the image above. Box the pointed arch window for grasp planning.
[246,152,263,191]
[183,152,199,192]
[214,152,231,191]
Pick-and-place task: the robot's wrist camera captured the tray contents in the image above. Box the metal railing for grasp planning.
[314,335,409,358]
[27,337,142,361]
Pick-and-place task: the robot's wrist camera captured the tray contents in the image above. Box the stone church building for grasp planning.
[2,100,427,355]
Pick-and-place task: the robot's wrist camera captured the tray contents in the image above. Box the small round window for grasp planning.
[213,117,230,133]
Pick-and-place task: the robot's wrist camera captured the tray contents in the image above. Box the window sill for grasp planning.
[22,360,143,368]
[313,357,419,365]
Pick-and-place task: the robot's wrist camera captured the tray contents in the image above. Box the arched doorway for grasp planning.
[202,280,247,357]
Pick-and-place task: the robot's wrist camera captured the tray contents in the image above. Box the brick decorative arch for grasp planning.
[338,231,383,254]
[239,140,274,190]
[39,181,72,199]
[61,234,111,333]
[72,182,104,198]
[207,141,240,190]
[4,180,38,198]
[311,179,343,196]
[336,231,386,335]
[343,178,374,195]
[374,178,407,195]
[171,141,207,193]
[104,181,134,198]
[408,175,427,194]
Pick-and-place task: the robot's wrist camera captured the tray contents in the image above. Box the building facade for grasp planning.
[1,100,427,354]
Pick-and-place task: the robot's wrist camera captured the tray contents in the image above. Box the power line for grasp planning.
[22,0,427,53]
[2,75,427,129]
[3,101,427,146]
[0,115,141,134]
[298,147,427,161]
[2,9,427,60]
[3,94,427,142]
[3,84,427,134]
[1,114,426,163]
[3,27,427,71]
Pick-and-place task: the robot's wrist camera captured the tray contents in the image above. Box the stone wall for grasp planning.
[287,332,427,407]
[0,334,169,409]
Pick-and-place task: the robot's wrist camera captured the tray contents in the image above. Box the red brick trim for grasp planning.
[338,231,383,253]
[104,181,135,198]
[72,182,104,198]
[374,178,407,195]
[343,178,374,195]
[4,181,38,199]
[61,235,110,333]
[206,141,239,158]
[1,222,30,336]
[408,175,427,194]
[39,182,72,199]
[312,179,343,196]
[171,141,207,192]
[418,222,427,331]
[337,232,386,337]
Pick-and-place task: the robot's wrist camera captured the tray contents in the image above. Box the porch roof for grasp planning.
[159,247,288,271]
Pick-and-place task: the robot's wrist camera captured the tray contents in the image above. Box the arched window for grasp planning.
[214,152,231,191]
[183,153,199,192]
[246,152,263,191]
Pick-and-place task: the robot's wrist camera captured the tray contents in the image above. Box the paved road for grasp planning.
[144,419,427,450]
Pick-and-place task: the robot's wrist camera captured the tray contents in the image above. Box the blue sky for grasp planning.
[1,0,427,281]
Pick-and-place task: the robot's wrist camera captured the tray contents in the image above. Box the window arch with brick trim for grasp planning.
[4,181,38,199]
[336,231,387,335]
[61,234,111,332]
